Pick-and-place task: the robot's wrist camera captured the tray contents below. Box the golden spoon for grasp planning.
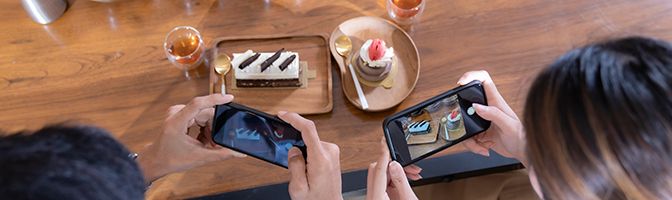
[335,35,369,110]
[213,54,231,94]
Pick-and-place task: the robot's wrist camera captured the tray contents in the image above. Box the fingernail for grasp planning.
[278,111,287,116]
[481,149,490,157]
[231,150,247,158]
[473,103,486,111]
[288,147,301,159]
[216,94,232,101]
[389,161,401,173]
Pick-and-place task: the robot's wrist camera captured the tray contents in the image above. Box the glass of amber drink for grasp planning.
[164,26,205,80]
[386,0,426,25]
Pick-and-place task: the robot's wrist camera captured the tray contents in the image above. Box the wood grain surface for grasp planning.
[2,0,672,199]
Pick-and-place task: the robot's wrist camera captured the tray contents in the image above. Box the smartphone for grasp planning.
[383,80,491,166]
[211,102,307,168]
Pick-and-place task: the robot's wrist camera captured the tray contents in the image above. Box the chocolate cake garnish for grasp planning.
[239,53,260,69]
[260,48,285,72]
[278,55,296,71]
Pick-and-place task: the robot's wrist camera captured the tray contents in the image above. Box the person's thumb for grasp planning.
[287,147,308,194]
[388,161,418,200]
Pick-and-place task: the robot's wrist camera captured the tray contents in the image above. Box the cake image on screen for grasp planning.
[231,48,301,87]
[354,39,395,82]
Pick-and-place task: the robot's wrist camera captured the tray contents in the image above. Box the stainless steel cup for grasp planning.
[21,0,68,24]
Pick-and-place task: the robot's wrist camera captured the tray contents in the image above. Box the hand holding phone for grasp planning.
[211,103,307,168]
[211,104,343,199]
[457,71,526,164]
[366,138,418,200]
[138,94,246,183]
[278,112,343,200]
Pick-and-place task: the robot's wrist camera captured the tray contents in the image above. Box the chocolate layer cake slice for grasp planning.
[232,49,301,88]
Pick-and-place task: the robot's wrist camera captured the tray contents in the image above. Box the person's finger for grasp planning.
[366,162,377,192]
[476,140,496,149]
[405,172,422,181]
[457,70,517,118]
[202,147,247,163]
[370,139,390,197]
[195,108,214,127]
[473,103,518,132]
[463,138,490,156]
[457,70,489,85]
[388,161,417,199]
[404,173,422,181]
[277,111,323,153]
[287,147,308,193]
[171,94,233,131]
[321,141,340,159]
[168,105,185,117]
[404,164,422,174]
[457,71,504,105]
[403,164,423,180]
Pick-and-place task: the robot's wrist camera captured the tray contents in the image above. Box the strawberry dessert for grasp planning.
[355,39,395,82]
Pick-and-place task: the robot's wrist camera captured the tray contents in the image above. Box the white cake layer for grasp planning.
[232,50,300,80]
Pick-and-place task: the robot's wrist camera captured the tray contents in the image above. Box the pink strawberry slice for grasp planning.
[450,110,459,118]
[368,39,386,61]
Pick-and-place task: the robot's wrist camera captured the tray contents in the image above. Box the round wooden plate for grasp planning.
[329,16,420,111]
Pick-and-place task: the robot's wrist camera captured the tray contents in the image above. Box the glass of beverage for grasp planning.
[386,0,426,25]
[164,26,205,80]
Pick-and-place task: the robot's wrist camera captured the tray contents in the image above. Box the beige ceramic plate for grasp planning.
[329,16,420,111]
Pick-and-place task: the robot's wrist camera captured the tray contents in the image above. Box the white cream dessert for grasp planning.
[231,49,301,87]
[356,39,395,82]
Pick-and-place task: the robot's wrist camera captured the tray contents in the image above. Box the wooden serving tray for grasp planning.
[209,35,333,115]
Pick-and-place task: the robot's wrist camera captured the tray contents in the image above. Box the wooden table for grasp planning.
[2,0,672,199]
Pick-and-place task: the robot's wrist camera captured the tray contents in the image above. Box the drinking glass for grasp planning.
[386,0,426,25]
[164,26,205,80]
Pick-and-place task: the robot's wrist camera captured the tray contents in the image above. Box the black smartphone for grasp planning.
[383,80,491,166]
[211,102,307,168]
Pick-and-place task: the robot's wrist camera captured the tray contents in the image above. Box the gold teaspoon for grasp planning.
[213,54,231,94]
[334,35,369,110]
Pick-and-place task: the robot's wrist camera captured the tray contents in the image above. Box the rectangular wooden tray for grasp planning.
[209,35,333,115]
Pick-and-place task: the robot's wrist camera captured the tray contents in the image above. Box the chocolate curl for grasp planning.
[239,53,260,69]
[260,48,285,72]
[278,55,296,71]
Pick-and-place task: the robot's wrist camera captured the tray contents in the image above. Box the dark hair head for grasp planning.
[524,36,672,199]
[0,125,145,200]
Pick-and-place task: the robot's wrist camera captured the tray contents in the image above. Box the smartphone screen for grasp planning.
[383,81,491,166]
[212,103,306,168]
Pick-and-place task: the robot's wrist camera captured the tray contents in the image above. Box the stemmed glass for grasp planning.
[164,26,205,80]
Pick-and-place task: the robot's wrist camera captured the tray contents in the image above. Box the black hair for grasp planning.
[524,36,672,199]
[0,125,145,200]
